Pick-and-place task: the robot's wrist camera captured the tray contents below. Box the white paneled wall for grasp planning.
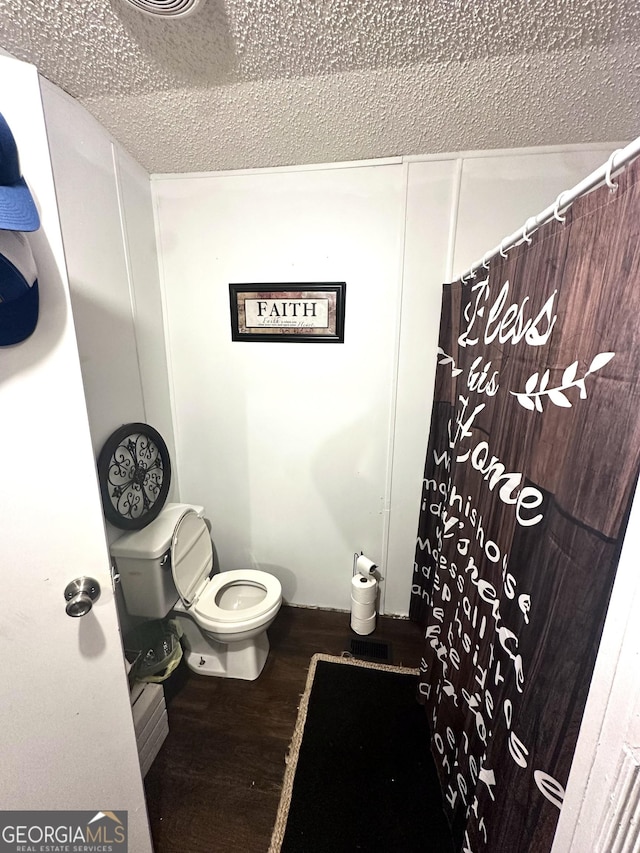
[153,163,406,610]
[113,143,178,496]
[451,148,620,272]
[152,144,615,615]
[40,80,178,546]
[383,159,459,614]
[40,81,145,454]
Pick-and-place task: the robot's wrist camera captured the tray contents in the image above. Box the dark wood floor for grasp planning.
[144,606,426,853]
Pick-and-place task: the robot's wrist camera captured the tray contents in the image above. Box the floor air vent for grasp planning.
[348,638,392,663]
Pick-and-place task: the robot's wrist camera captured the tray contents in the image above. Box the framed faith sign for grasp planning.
[229,283,346,343]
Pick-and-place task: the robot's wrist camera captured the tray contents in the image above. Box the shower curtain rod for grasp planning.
[454,134,640,284]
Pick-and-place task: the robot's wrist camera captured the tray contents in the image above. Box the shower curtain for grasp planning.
[410,156,640,853]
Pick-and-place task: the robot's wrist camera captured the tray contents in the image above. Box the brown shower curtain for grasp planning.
[410,156,640,853]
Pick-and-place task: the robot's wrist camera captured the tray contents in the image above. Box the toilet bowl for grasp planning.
[173,568,282,679]
[192,569,282,642]
[111,503,282,681]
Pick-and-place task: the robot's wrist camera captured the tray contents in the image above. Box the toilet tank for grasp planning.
[111,503,205,618]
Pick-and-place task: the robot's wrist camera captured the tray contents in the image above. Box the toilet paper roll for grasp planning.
[351,611,376,636]
[350,596,376,620]
[351,574,377,605]
[356,554,377,577]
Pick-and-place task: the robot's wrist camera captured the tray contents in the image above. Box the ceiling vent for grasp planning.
[120,0,205,19]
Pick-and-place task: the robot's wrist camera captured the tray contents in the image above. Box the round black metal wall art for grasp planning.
[97,423,171,529]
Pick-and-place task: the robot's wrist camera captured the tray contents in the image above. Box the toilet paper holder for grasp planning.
[351,554,379,637]
[353,552,383,580]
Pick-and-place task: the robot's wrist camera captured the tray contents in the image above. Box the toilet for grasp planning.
[111,503,282,681]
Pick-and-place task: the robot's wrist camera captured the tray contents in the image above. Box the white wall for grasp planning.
[40,80,178,546]
[152,143,616,616]
[383,158,459,614]
[153,162,406,610]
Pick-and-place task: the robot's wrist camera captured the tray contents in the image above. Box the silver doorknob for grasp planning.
[64,577,101,617]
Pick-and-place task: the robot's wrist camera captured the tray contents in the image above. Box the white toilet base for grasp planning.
[176,612,271,681]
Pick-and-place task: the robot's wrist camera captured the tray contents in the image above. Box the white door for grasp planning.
[0,56,153,852]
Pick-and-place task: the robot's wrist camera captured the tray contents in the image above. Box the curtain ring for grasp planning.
[553,191,568,222]
[499,239,509,259]
[482,252,491,270]
[461,268,477,284]
[605,149,623,191]
[521,217,536,245]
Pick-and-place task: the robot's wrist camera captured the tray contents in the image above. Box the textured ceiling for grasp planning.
[1,0,639,173]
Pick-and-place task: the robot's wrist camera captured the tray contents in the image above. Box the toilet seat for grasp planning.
[194,569,282,627]
[170,510,281,630]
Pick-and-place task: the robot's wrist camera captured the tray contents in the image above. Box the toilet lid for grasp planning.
[170,510,213,607]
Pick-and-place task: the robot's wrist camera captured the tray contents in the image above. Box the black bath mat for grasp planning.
[270,654,454,853]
